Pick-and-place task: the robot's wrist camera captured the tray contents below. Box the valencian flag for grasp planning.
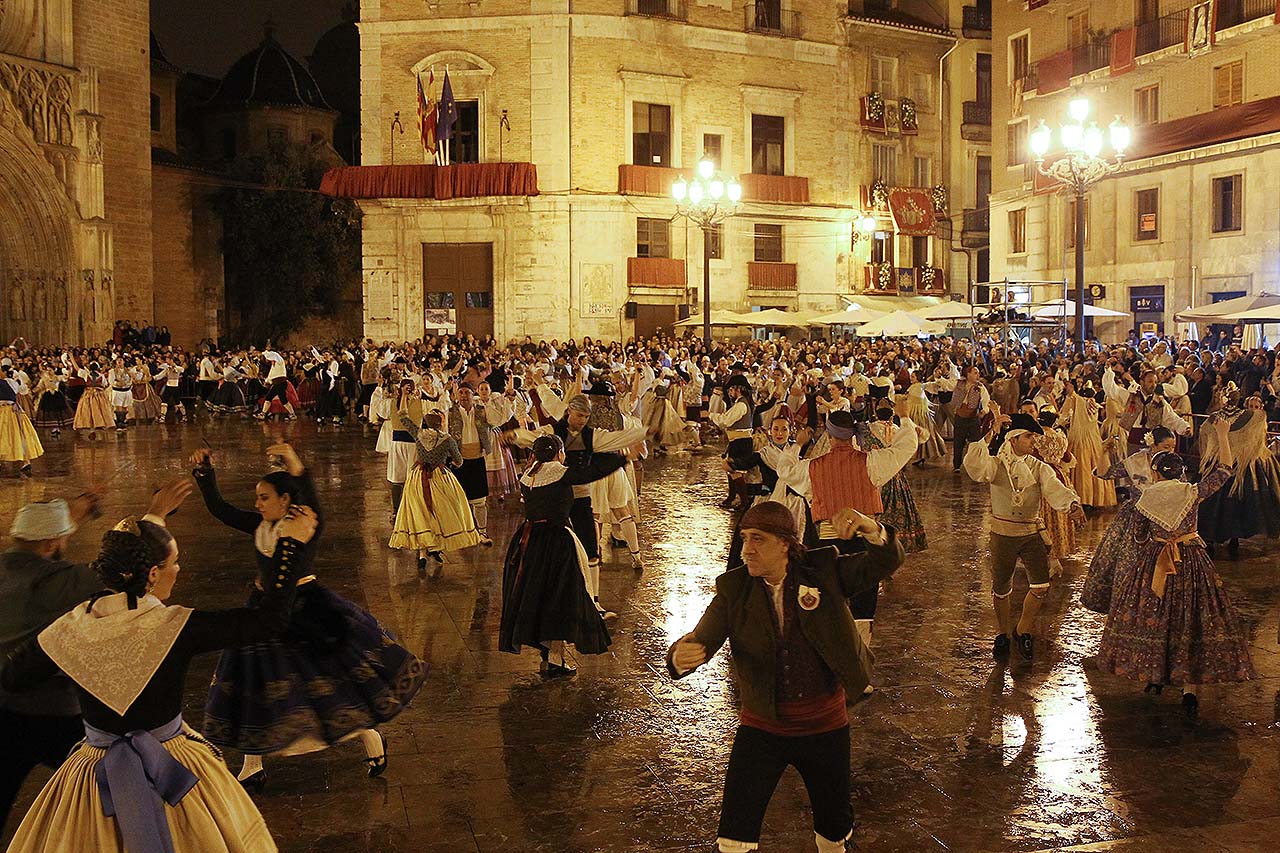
[416,69,438,159]
[436,69,458,165]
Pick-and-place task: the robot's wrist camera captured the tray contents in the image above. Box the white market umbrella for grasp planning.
[1223,303,1280,323]
[1033,298,1129,318]
[1175,293,1280,322]
[810,307,885,326]
[674,309,750,327]
[741,308,814,327]
[917,301,980,321]
[854,309,946,338]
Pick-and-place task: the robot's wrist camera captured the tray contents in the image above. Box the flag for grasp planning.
[416,70,437,158]
[436,69,458,164]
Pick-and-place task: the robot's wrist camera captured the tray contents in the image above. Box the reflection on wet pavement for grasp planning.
[2,421,1278,852]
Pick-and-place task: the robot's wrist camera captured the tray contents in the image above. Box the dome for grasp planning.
[207,21,333,111]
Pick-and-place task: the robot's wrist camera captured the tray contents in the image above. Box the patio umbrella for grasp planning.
[1222,303,1280,323]
[854,310,946,338]
[740,308,814,327]
[673,309,750,327]
[809,307,885,326]
[917,302,980,321]
[1174,293,1280,322]
[1032,298,1129,318]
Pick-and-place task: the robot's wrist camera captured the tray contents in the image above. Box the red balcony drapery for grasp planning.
[618,164,689,196]
[748,262,797,290]
[738,173,810,204]
[887,188,937,237]
[1036,50,1073,94]
[627,256,686,287]
[319,163,539,199]
[1111,28,1137,75]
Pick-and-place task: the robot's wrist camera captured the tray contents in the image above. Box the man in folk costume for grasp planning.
[1102,363,1191,454]
[761,410,917,654]
[667,501,905,853]
[964,407,1084,661]
[710,374,756,509]
[448,383,494,545]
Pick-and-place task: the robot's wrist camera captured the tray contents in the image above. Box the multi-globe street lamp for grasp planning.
[672,159,742,350]
[1029,96,1130,347]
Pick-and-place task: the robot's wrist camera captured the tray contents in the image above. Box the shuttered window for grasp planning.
[1213,61,1243,109]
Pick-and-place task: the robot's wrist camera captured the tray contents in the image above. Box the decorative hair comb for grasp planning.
[112,516,141,535]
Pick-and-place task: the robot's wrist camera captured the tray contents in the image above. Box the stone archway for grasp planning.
[0,79,77,344]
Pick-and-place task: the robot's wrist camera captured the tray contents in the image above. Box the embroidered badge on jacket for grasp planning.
[798,585,820,611]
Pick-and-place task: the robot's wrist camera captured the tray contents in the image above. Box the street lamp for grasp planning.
[1030,96,1129,347]
[851,213,878,245]
[673,158,742,350]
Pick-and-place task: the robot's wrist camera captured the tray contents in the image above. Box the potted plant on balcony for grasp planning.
[900,97,918,134]
[870,178,889,210]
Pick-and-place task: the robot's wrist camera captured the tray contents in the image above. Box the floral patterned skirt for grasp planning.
[1095,540,1255,686]
[879,473,926,553]
[1081,501,1140,614]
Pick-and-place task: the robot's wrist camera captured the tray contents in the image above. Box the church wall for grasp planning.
[74,0,153,328]
[151,165,223,347]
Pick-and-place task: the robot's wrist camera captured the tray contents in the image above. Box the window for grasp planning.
[1009,208,1027,254]
[1212,175,1242,233]
[1135,84,1160,126]
[751,114,785,176]
[706,223,723,260]
[425,292,455,309]
[976,155,992,205]
[1067,11,1089,50]
[871,55,897,99]
[754,223,783,262]
[454,100,480,164]
[1010,34,1029,85]
[1135,188,1159,241]
[1137,0,1160,24]
[871,231,894,265]
[703,133,723,169]
[912,156,932,188]
[636,218,671,258]
[911,72,932,109]
[464,292,492,309]
[632,102,671,166]
[1065,196,1090,249]
[872,143,897,185]
[149,94,161,133]
[976,53,992,104]
[911,235,930,267]
[1213,61,1243,109]
[1006,120,1028,167]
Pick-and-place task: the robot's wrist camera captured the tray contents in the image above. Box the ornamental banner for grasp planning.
[887,188,936,237]
[1186,1,1216,56]
[1111,28,1137,75]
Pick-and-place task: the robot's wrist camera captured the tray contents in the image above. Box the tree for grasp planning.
[214,144,361,343]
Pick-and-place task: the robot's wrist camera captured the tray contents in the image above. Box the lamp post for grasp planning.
[1029,96,1130,347]
[672,158,742,350]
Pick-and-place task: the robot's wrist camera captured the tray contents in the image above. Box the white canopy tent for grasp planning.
[1032,298,1130,318]
[809,306,886,326]
[1174,293,1280,322]
[854,310,946,338]
[916,301,980,321]
[673,309,750,328]
[740,308,826,327]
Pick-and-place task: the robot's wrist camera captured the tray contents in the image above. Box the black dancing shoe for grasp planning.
[365,732,389,778]
[992,634,1010,660]
[1015,632,1034,660]
[239,770,267,794]
[543,661,577,679]
[417,557,427,579]
[1182,692,1199,720]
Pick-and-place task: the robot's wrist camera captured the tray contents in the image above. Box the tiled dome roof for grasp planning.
[208,21,333,111]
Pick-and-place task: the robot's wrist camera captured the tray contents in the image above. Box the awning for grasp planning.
[887,188,937,236]
[1130,95,1280,161]
[319,163,539,200]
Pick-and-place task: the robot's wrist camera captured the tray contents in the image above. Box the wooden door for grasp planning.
[634,303,676,340]
[422,243,494,338]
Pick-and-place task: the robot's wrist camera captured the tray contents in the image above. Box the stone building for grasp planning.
[347,0,969,343]
[990,0,1280,339]
[0,0,152,345]
[945,0,992,295]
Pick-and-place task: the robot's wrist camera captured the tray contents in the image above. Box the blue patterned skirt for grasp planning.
[202,583,427,756]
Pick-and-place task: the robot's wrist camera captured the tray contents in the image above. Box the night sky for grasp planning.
[150,0,351,77]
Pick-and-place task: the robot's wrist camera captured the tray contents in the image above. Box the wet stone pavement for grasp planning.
[2,420,1279,852]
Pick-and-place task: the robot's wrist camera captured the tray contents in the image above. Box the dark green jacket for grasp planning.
[666,531,904,721]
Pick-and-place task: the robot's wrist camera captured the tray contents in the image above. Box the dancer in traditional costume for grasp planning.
[130,360,162,423]
[106,358,133,432]
[865,399,927,553]
[583,381,646,570]
[500,435,628,675]
[1103,365,1192,454]
[389,409,482,575]
[72,363,113,440]
[903,376,944,466]
[255,350,298,421]
[1032,406,1075,577]
[192,443,426,790]
[31,368,72,435]
[0,503,318,852]
[448,383,494,546]
[964,408,1083,660]
[1059,383,1117,509]
[0,367,42,475]
[1197,396,1280,559]
[208,361,249,416]
[477,381,519,500]
[1093,423,1255,719]
[710,374,756,508]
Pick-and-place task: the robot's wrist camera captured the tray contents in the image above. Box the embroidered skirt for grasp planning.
[33,390,72,429]
[8,728,276,852]
[389,464,481,552]
[499,520,611,655]
[209,381,248,414]
[73,387,114,430]
[878,473,926,553]
[203,583,428,756]
[0,404,43,462]
[1080,500,1140,614]
[131,382,163,421]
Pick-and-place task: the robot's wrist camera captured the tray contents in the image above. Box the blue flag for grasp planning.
[436,70,458,144]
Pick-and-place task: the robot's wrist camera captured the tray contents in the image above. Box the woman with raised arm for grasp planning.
[2,486,318,852]
[191,442,426,791]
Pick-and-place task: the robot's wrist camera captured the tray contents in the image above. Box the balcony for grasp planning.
[747,261,797,291]
[744,4,802,38]
[738,173,810,204]
[861,265,945,295]
[618,164,685,196]
[961,101,991,141]
[1070,40,1111,76]
[962,4,992,37]
[1216,0,1275,31]
[319,162,539,200]
[961,209,990,250]
[1136,8,1190,56]
[628,256,686,288]
[863,263,897,294]
[625,0,687,21]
